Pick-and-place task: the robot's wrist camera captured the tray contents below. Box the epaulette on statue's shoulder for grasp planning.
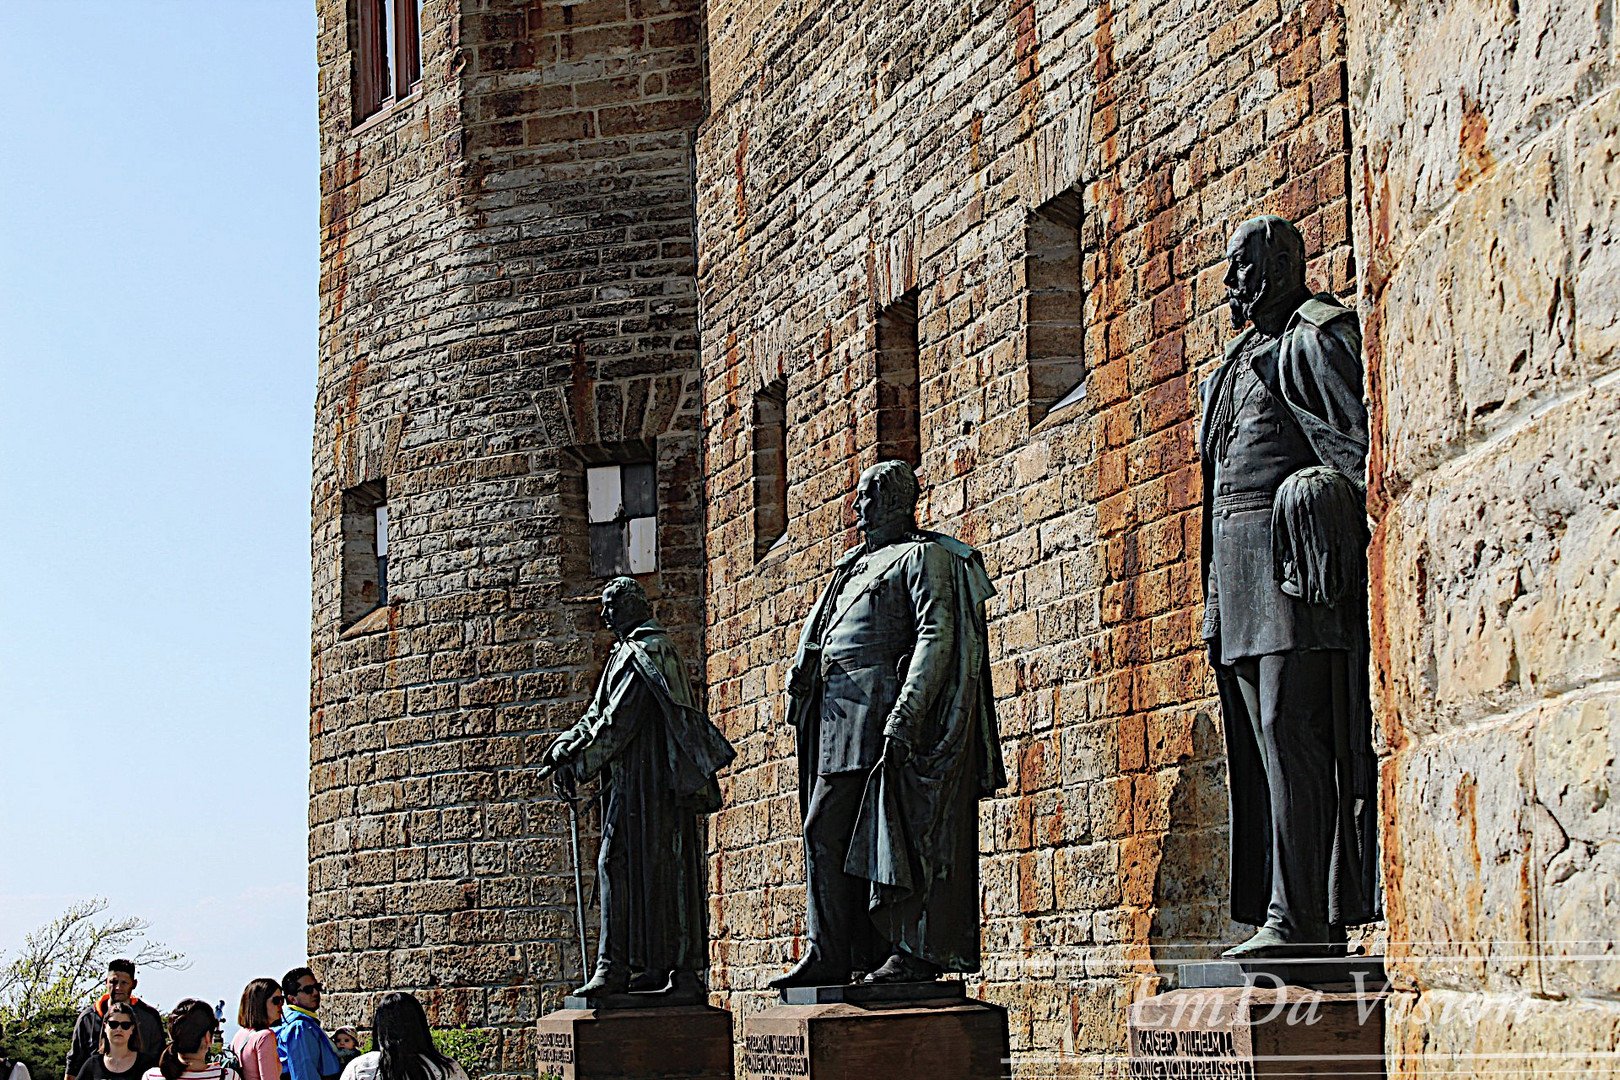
[916,530,976,560]
[1296,294,1355,328]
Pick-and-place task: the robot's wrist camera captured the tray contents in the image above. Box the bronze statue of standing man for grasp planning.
[540,576,736,997]
[1200,215,1380,958]
[771,460,1004,988]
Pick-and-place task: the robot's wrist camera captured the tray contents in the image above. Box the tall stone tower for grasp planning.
[309,1,706,1072]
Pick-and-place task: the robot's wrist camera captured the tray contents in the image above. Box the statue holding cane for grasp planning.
[538,576,736,998]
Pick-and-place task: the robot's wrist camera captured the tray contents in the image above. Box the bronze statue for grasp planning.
[540,577,736,997]
[1199,215,1380,958]
[771,460,1004,988]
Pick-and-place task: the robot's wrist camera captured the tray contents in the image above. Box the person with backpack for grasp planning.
[336,995,464,1080]
[274,970,339,1080]
[73,1002,157,1080]
[225,980,282,1080]
[142,1001,229,1080]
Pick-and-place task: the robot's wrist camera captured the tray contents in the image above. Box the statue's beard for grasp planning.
[1228,281,1264,329]
[861,507,913,546]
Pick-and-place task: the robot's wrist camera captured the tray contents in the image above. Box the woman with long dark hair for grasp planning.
[76,1002,156,1080]
[337,994,465,1080]
[141,1000,228,1080]
[227,980,283,1080]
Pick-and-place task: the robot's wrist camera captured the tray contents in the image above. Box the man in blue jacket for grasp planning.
[275,968,340,1080]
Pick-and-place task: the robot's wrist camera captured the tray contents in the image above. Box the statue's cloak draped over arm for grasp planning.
[567,622,736,812]
[843,534,1005,970]
[1199,295,1381,929]
[558,621,731,972]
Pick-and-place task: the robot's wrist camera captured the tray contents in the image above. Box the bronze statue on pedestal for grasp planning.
[770,461,1005,988]
[1199,216,1381,958]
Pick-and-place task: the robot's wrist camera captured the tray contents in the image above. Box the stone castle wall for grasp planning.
[694,0,1358,1070]
[310,1,706,1075]
[1347,0,1620,1071]
[308,0,1620,1076]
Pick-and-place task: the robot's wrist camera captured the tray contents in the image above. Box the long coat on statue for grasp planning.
[562,620,736,972]
[1198,293,1381,929]
[785,531,1005,971]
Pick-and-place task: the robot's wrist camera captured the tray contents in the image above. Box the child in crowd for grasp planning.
[330,1030,361,1071]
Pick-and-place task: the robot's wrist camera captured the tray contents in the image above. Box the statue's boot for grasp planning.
[768,955,850,990]
[627,969,672,994]
[863,950,943,983]
[573,964,630,997]
[670,969,705,995]
[1221,925,1346,959]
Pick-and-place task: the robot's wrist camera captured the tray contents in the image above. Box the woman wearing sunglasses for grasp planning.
[228,980,283,1080]
[75,1002,156,1080]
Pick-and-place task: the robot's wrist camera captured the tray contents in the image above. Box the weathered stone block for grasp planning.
[1374,142,1574,486]
[1383,721,1537,994]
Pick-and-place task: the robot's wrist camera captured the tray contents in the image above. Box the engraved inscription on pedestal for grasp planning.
[1128,986,1385,1078]
[537,1005,732,1080]
[742,999,1008,1080]
[740,1029,810,1080]
[536,1029,575,1079]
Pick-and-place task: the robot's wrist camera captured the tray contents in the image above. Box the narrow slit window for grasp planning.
[341,479,389,628]
[753,379,788,561]
[374,503,389,607]
[587,463,658,577]
[876,289,921,468]
[353,0,423,124]
[1026,188,1087,422]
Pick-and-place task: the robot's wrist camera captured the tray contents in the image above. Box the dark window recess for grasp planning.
[341,480,389,628]
[753,379,788,561]
[588,462,658,577]
[353,0,423,124]
[876,289,922,468]
[1026,188,1087,422]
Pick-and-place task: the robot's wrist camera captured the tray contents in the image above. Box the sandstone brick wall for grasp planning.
[310,1,705,1074]
[1346,0,1620,1072]
[695,0,1358,1071]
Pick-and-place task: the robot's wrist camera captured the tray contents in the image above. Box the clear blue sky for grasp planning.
[0,1,316,1015]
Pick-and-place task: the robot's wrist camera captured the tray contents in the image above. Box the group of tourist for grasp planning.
[0,961,465,1080]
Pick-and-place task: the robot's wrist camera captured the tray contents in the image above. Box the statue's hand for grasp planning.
[883,735,912,766]
[550,765,577,802]
[788,664,812,699]
[539,732,582,780]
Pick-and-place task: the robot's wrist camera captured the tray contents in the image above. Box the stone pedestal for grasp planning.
[741,992,1008,1080]
[1128,985,1387,1078]
[536,1005,733,1080]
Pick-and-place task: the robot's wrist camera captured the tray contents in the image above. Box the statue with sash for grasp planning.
[771,460,1005,988]
[1200,215,1380,957]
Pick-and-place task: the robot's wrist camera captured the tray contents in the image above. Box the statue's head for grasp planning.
[600,575,651,636]
[855,460,920,542]
[1224,215,1307,330]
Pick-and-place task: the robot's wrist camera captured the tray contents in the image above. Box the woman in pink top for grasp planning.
[228,980,284,1080]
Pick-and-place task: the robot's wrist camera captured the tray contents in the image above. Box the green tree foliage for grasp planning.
[0,901,187,1078]
[429,1029,491,1079]
[0,900,186,1021]
[2,1005,79,1080]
